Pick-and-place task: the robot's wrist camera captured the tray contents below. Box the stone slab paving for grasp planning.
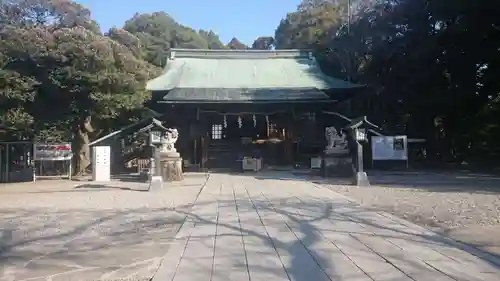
[152,172,500,281]
[0,173,208,281]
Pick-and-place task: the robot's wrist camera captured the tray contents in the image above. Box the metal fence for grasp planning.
[33,143,73,180]
[0,141,34,183]
[34,159,72,180]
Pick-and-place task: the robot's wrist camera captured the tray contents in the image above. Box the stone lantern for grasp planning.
[344,116,379,187]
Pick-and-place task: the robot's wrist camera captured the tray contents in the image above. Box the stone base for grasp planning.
[324,148,349,156]
[159,157,184,181]
[322,154,354,178]
[242,157,262,172]
[354,172,370,187]
[162,152,180,158]
[148,176,164,191]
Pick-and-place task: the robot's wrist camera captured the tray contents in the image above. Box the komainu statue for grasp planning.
[157,127,183,181]
[159,128,179,157]
[324,126,348,154]
[325,126,339,150]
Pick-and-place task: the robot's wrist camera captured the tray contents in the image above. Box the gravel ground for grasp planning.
[326,171,500,257]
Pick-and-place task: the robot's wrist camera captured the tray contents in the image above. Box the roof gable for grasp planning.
[89,117,167,146]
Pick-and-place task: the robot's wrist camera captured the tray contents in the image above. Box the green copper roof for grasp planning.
[146,49,363,103]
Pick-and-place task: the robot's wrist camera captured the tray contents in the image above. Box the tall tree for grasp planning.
[0,0,101,32]
[0,0,159,174]
[274,2,344,49]
[297,0,334,11]
[331,0,500,163]
[123,12,225,66]
[227,37,248,50]
[199,29,226,49]
[275,0,500,164]
[252,36,275,50]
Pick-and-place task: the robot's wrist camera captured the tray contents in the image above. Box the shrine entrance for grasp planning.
[200,110,291,170]
[206,113,285,141]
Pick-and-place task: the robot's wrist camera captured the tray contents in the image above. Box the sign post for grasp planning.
[92,146,111,181]
[371,135,409,168]
[34,143,73,161]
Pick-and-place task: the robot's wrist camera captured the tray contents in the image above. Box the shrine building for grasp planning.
[146,48,364,170]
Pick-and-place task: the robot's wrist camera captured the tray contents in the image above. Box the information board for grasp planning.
[34,143,72,161]
[92,146,111,181]
[371,136,408,161]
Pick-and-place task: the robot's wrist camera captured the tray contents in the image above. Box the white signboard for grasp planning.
[242,157,262,172]
[92,146,110,181]
[311,157,322,169]
[371,136,408,161]
[34,143,72,161]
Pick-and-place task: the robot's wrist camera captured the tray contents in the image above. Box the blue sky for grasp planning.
[76,0,302,45]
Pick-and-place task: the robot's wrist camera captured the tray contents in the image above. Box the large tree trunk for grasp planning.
[73,115,94,176]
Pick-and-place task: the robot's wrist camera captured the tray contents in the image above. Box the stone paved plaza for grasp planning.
[153,173,500,281]
[1,172,500,281]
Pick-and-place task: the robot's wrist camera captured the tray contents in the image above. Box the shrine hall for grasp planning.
[146,48,364,170]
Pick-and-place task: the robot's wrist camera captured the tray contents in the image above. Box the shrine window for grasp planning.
[211,124,223,140]
[302,112,316,121]
[268,122,277,133]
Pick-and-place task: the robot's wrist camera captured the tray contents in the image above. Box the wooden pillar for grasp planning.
[285,111,294,166]
[201,133,208,170]
[194,107,199,165]
[0,145,3,182]
[5,143,9,182]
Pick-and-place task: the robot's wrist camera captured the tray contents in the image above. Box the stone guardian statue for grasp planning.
[157,127,183,181]
[325,126,339,150]
[324,126,348,154]
[160,128,179,157]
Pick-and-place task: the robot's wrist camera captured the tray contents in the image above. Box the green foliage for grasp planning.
[251,36,275,50]
[0,1,228,142]
[0,0,160,141]
[0,0,101,33]
[227,38,248,50]
[275,0,500,164]
[199,29,226,49]
[122,12,225,66]
[275,1,344,49]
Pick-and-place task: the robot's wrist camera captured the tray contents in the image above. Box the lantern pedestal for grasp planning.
[158,156,184,182]
[354,172,370,187]
[322,149,353,178]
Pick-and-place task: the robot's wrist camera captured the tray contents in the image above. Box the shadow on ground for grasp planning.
[3,194,498,281]
[74,183,149,192]
[0,207,186,281]
[211,168,500,194]
[1,172,499,281]
[365,170,500,194]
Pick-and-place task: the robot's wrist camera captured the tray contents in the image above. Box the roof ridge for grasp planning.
[168,49,313,59]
